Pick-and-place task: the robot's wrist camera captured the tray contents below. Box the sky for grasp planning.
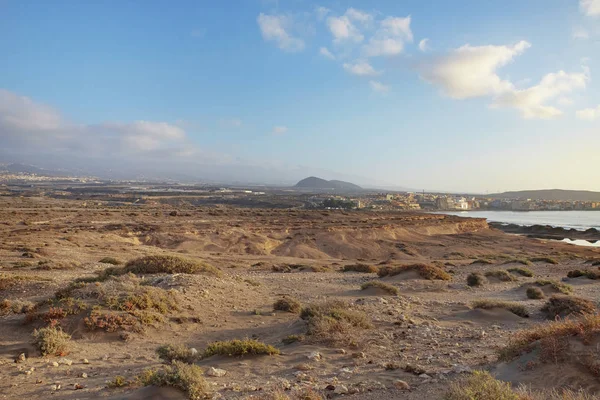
[0,0,599,192]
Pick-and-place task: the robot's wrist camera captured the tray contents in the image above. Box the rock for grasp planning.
[334,385,349,394]
[451,365,472,374]
[58,358,73,366]
[51,384,61,391]
[307,351,322,361]
[16,353,26,363]
[51,362,59,367]
[74,383,84,390]
[325,384,336,391]
[190,348,198,357]
[337,349,347,355]
[82,359,89,364]
[351,352,366,359]
[419,374,431,379]
[206,367,227,377]
[80,373,88,378]
[393,380,410,390]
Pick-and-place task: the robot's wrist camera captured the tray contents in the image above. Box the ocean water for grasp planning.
[434,210,600,231]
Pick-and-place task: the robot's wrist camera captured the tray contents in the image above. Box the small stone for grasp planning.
[337,349,347,355]
[206,367,227,377]
[82,359,89,364]
[419,373,431,379]
[325,384,336,391]
[190,348,198,357]
[81,373,88,378]
[58,358,73,366]
[393,380,410,390]
[51,362,59,367]
[334,385,349,394]
[351,352,366,359]
[307,351,322,361]
[74,383,84,390]
[16,353,26,363]
[51,384,61,391]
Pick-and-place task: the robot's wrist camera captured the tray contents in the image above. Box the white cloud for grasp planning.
[419,41,531,99]
[573,27,590,39]
[272,126,288,135]
[576,105,600,120]
[557,97,574,106]
[315,6,330,21]
[493,70,589,119]
[343,60,380,76]
[581,0,600,16]
[369,80,390,93]
[257,13,305,52]
[419,38,430,52]
[319,47,335,60]
[345,8,373,25]
[327,15,364,43]
[362,16,412,57]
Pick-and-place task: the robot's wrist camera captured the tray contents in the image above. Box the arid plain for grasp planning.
[2,195,600,400]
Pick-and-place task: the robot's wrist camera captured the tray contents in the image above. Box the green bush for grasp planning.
[202,339,279,358]
[157,344,199,364]
[32,327,71,356]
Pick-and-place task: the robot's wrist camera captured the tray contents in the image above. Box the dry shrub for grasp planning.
[504,259,533,267]
[542,295,596,319]
[107,375,129,388]
[343,264,378,273]
[273,297,302,313]
[0,299,35,315]
[444,370,518,400]
[300,300,372,346]
[281,334,304,345]
[99,257,122,265]
[515,388,600,400]
[539,336,569,364]
[470,258,495,265]
[0,274,51,290]
[377,263,451,280]
[467,272,487,287]
[498,314,600,361]
[567,270,600,280]
[124,255,221,276]
[202,339,279,358]
[535,280,573,295]
[157,344,199,364]
[526,287,544,299]
[139,361,209,400]
[360,281,399,295]
[32,327,71,356]
[529,256,559,265]
[507,267,534,277]
[472,300,529,318]
[485,270,517,282]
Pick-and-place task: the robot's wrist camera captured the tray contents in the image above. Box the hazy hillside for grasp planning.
[488,189,600,202]
[295,176,363,191]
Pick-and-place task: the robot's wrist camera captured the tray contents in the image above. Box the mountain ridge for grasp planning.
[487,189,600,202]
[294,176,363,191]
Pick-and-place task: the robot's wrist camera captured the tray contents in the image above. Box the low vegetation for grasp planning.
[470,258,494,265]
[444,370,517,400]
[300,300,372,346]
[0,299,35,315]
[504,258,533,267]
[485,270,517,282]
[498,314,600,361]
[32,327,71,356]
[567,269,600,280]
[107,375,129,388]
[157,344,199,364]
[342,264,378,273]
[360,280,399,295]
[124,255,221,276]
[535,280,573,295]
[281,334,304,345]
[542,295,596,318]
[467,272,487,287]
[139,361,209,399]
[272,264,330,273]
[507,267,534,277]
[526,287,544,299]
[472,300,529,318]
[0,274,51,290]
[202,339,280,358]
[377,263,451,281]
[273,297,302,313]
[99,257,122,265]
[529,256,559,265]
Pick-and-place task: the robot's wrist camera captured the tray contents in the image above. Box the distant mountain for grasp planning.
[294,176,363,191]
[1,163,72,177]
[488,189,600,202]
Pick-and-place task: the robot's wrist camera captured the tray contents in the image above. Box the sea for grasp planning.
[434,210,600,247]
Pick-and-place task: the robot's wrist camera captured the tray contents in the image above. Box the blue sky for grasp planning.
[0,0,599,191]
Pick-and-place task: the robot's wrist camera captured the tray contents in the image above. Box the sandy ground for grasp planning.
[1,196,599,399]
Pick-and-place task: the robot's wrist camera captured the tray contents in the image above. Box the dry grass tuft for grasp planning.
[472,300,529,318]
[124,255,221,276]
[343,264,378,273]
[444,370,518,400]
[99,257,122,265]
[202,339,280,358]
[300,300,372,346]
[498,314,600,361]
[485,270,517,282]
[157,344,199,364]
[139,361,209,399]
[470,258,495,265]
[535,280,573,295]
[360,280,399,295]
[377,263,451,281]
[567,270,600,280]
[0,299,35,315]
[273,297,302,313]
[542,295,596,319]
[529,256,559,265]
[526,287,544,299]
[467,272,487,287]
[508,267,534,277]
[32,327,71,356]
